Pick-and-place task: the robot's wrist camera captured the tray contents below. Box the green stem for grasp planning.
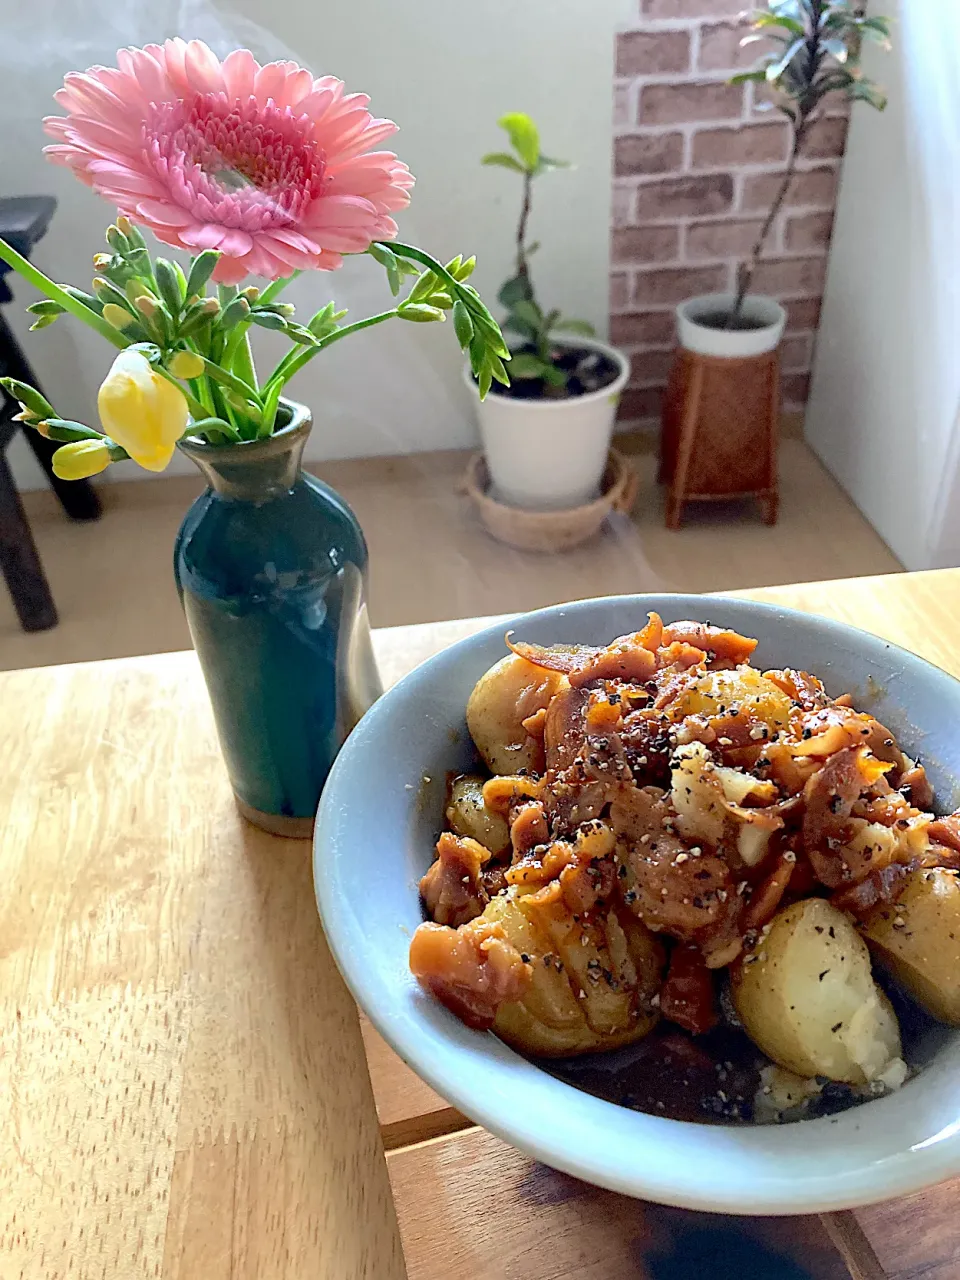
[223,324,257,391]
[383,243,463,296]
[258,273,300,307]
[0,236,128,349]
[197,356,262,406]
[266,309,400,391]
[153,366,211,421]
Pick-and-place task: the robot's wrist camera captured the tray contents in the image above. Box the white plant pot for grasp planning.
[464,335,631,511]
[676,292,786,358]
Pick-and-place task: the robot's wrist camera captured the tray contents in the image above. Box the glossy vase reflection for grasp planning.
[174,403,381,836]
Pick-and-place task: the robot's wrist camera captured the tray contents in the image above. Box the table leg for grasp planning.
[0,451,57,630]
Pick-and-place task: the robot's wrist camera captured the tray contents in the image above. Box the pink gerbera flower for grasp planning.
[43,39,414,284]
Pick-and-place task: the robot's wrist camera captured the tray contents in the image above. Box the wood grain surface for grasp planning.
[5,568,960,1279]
[388,1128,852,1280]
[0,655,404,1280]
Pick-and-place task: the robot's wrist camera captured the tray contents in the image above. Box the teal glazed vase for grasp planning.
[174,402,382,837]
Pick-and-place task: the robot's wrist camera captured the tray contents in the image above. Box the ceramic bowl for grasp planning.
[314,594,960,1214]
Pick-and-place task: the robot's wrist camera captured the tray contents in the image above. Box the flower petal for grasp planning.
[217,228,254,257]
[135,199,196,226]
[184,40,226,95]
[180,224,227,250]
[221,48,258,100]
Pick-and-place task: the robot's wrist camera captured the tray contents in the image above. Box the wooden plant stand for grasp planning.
[659,346,780,530]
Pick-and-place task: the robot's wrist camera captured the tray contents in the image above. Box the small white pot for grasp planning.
[465,335,631,511]
[676,293,786,358]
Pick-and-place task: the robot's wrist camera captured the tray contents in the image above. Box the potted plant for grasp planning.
[468,112,630,511]
[0,39,507,837]
[661,1,890,527]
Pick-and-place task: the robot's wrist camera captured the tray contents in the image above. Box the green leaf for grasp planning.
[766,36,806,83]
[508,351,550,379]
[482,151,526,173]
[821,37,848,63]
[525,241,541,257]
[452,299,475,348]
[752,10,805,37]
[729,69,771,85]
[29,313,60,331]
[768,0,804,22]
[498,273,534,310]
[535,154,571,174]
[468,334,487,375]
[502,313,536,339]
[477,365,493,399]
[552,317,595,337]
[61,285,105,316]
[511,298,544,333]
[488,354,510,386]
[849,80,888,111]
[259,379,285,439]
[541,363,568,389]
[185,250,220,299]
[368,242,402,295]
[497,112,540,170]
[26,299,66,317]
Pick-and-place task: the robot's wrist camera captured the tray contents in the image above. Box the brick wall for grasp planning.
[611,0,850,428]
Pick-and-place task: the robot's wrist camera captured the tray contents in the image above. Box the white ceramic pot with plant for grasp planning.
[466,113,630,512]
[670,0,891,387]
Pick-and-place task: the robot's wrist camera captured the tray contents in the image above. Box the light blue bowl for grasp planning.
[314,594,960,1213]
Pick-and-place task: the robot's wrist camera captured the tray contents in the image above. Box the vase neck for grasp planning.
[178,403,312,500]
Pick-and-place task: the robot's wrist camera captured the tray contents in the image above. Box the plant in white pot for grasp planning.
[468,112,630,512]
[662,0,891,527]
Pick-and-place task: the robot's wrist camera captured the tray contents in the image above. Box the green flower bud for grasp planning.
[0,377,56,420]
[167,350,205,380]
[398,303,445,323]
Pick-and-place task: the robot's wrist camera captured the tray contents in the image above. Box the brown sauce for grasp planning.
[537,974,948,1126]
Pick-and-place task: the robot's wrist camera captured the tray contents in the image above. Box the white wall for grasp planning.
[805,0,960,571]
[1,0,629,488]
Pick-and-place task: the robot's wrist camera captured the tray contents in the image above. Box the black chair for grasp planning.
[0,196,101,631]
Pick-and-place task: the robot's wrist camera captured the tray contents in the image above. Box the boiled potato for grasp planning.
[861,868,960,1026]
[446,775,511,856]
[671,666,792,732]
[485,889,663,1057]
[731,898,903,1083]
[466,654,566,774]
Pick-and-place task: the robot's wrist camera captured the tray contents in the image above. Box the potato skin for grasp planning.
[466,654,566,775]
[731,899,902,1083]
[861,868,960,1026]
[485,892,663,1057]
[671,666,792,731]
[445,775,511,857]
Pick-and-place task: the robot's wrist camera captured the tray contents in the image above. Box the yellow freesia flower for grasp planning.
[52,439,112,480]
[97,349,189,472]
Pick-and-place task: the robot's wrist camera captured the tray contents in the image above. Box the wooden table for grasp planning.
[2,569,959,1279]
